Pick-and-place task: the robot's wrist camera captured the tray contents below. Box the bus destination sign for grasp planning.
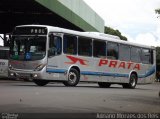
[13,27,48,35]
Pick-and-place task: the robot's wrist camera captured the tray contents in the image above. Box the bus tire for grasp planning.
[63,68,80,87]
[33,79,49,86]
[128,73,137,89]
[98,82,111,88]
[123,73,137,89]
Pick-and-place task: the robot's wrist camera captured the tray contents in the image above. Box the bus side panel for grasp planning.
[46,55,67,81]
[62,55,126,83]
[94,58,130,83]
[138,64,156,84]
[79,57,101,82]
[46,54,156,84]
[61,55,129,83]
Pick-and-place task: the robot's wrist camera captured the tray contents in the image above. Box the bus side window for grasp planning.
[107,42,118,60]
[119,44,130,61]
[63,34,77,55]
[78,37,92,57]
[93,40,106,58]
[48,34,62,57]
[141,48,151,64]
[131,47,141,63]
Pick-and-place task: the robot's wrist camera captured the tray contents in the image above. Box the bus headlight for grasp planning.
[34,64,45,71]
[32,74,38,78]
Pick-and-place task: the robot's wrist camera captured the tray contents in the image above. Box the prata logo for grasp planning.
[65,55,141,70]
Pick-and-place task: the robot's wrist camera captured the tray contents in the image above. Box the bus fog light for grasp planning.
[10,73,14,76]
[33,74,38,78]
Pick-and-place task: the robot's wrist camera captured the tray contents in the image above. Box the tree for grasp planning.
[104,26,127,41]
[155,9,160,14]
[155,9,160,80]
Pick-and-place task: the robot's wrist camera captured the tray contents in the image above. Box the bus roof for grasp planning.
[16,25,155,50]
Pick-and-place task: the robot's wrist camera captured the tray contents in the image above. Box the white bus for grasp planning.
[0,46,9,78]
[8,25,156,88]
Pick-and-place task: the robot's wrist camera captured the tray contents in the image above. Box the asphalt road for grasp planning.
[0,79,159,118]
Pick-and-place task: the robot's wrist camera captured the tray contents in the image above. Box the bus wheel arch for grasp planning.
[63,66,80,86]
[123,71,138,89]
[70,66,80,76]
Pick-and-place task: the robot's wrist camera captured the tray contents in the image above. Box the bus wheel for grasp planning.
[123,74,137,89]
[63,68,80,86]
[33,79,49,86]
[129,74,137,89]
[98,82,111,88]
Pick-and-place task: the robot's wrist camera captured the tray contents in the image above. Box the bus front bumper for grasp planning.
[8,69,45,80]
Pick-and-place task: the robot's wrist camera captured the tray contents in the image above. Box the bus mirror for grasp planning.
[9,34,12,40]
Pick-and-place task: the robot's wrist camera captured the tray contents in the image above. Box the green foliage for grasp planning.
[155,9,160,14]
[104,27,127,41]
[155,9,160,77]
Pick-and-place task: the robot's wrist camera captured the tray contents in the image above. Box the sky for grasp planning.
[84,0,160,47]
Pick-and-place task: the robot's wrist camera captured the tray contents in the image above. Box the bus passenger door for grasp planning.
[47,33,62,75]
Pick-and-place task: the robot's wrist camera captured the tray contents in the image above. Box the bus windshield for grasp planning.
[10,36,46,61]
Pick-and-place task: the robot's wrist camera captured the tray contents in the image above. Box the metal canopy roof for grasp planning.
[0,0,104,33]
